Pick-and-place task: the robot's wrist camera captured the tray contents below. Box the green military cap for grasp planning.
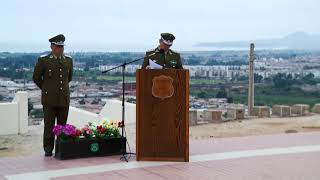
[161,33,175,46]
[49,34,65,46]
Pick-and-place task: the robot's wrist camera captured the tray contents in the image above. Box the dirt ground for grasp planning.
[1,114,320,157]
[189,114,320,139]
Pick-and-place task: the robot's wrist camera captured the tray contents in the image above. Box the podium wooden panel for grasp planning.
[136,69,189,162]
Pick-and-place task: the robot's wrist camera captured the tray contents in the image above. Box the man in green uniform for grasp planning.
[142,33,183,69]
[33,34,73,156]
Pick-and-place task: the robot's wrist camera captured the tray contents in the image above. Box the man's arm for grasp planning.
[32,58,44,89]
[141,52,149,69]
[69,59,73,82]
[177,54,183,69]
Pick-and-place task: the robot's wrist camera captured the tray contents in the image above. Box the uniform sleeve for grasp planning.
[177,54,183,69]
[69,59,73,82]
[32,58,44,89]
[141,52,149,69]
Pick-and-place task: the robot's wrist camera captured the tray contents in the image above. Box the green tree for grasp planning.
[273,73,294,89]
[227,97,233,103]
[197,91,208,98]
[254,73,263,83]
[302,73,316,85]
[237,75,248,82]
[216,88,227,98]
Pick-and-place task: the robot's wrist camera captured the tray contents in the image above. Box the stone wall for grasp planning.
[0,91,28,135]
[291,104,310,116]
[272,105,291,117]
[252,106,270,118]
[227,108,245,120]
[203,109,222,123]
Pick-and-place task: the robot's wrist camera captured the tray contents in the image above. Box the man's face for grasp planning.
[51,44,64,57]
[159,39,171,52]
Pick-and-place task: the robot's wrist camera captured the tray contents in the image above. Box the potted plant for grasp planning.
[54,120,126,160]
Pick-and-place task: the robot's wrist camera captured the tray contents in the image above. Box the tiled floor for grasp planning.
[1,132,320,180]
[53,151,320,180]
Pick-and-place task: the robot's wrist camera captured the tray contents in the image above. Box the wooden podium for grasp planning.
[136,69,189,162]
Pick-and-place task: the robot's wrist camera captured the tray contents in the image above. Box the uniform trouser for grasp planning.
[43,105,69,153]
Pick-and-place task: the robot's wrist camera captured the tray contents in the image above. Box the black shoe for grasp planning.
[45,151,53,157]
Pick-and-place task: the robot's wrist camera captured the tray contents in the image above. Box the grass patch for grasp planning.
[233,94,320,107]
[96,76,136,81]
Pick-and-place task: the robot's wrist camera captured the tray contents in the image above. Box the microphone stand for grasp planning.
[101,56,146,162]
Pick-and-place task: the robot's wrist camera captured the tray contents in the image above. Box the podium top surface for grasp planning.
[136,69,189,72]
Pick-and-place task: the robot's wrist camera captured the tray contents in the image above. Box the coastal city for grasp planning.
[0,50,319,125]
[1,0,320,179]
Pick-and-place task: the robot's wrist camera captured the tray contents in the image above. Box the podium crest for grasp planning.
[152,75,174,100]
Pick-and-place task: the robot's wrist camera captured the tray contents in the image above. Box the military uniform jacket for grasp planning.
[33,53,73,107]
[142,47,183,69]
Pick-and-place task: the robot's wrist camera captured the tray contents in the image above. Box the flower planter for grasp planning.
[54,137,126,160]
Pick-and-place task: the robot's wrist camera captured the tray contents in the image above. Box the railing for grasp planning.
[0,91,28,135]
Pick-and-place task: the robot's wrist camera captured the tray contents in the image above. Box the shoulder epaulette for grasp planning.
[169,49,178,54]
[146,48,156,53]
[39,54,48,58]
[64,54,72,59]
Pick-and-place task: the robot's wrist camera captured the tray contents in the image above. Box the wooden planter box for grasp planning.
[55,137,126,160]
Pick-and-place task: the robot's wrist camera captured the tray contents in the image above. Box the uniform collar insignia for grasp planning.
[40,54,48,58]
[156,46,170,54]
[51,54,62,60]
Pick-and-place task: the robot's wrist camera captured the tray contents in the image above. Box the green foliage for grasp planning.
[30,109,44,118]
[273,73,294,88]
[272,72,318,89]
[233,94,320,107]
[197,91,210,99]
[216,88,227,98]
[232,85,320,107]
[302,73,317,85]
[237,75,248,82]
[89,122,121,139]
[254,73,263,83]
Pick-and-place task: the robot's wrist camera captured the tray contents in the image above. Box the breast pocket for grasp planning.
[44,63,54,79]
[59,66,69,81]
[47,68,53,78]
[169,60,178,68]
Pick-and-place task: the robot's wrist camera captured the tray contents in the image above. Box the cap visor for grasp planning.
[163,41,173,46]
[52,42,65,46]
[161,37,173,46]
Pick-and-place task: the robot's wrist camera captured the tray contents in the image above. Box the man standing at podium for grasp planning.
[33,34,73,157]
[142,33,183,69]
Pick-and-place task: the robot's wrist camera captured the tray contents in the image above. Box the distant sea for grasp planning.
[0,42,307,53]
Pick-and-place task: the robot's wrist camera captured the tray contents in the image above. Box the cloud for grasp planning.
[0,0,319,51]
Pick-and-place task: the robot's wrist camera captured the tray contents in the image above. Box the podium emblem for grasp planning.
[90,143,99,153]
[152,75,174,100]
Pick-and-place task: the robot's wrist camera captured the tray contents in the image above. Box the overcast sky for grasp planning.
[0,0,319,52]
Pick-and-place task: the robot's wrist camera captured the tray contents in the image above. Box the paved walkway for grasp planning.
[1,132,320,180]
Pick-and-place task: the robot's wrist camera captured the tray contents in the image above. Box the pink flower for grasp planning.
[81,126,93,136]
[52,124,63,136]
[63,124,77,136]
[75,129,82,137]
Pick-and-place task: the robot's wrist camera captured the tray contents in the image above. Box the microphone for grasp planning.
[103,48,166,73]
